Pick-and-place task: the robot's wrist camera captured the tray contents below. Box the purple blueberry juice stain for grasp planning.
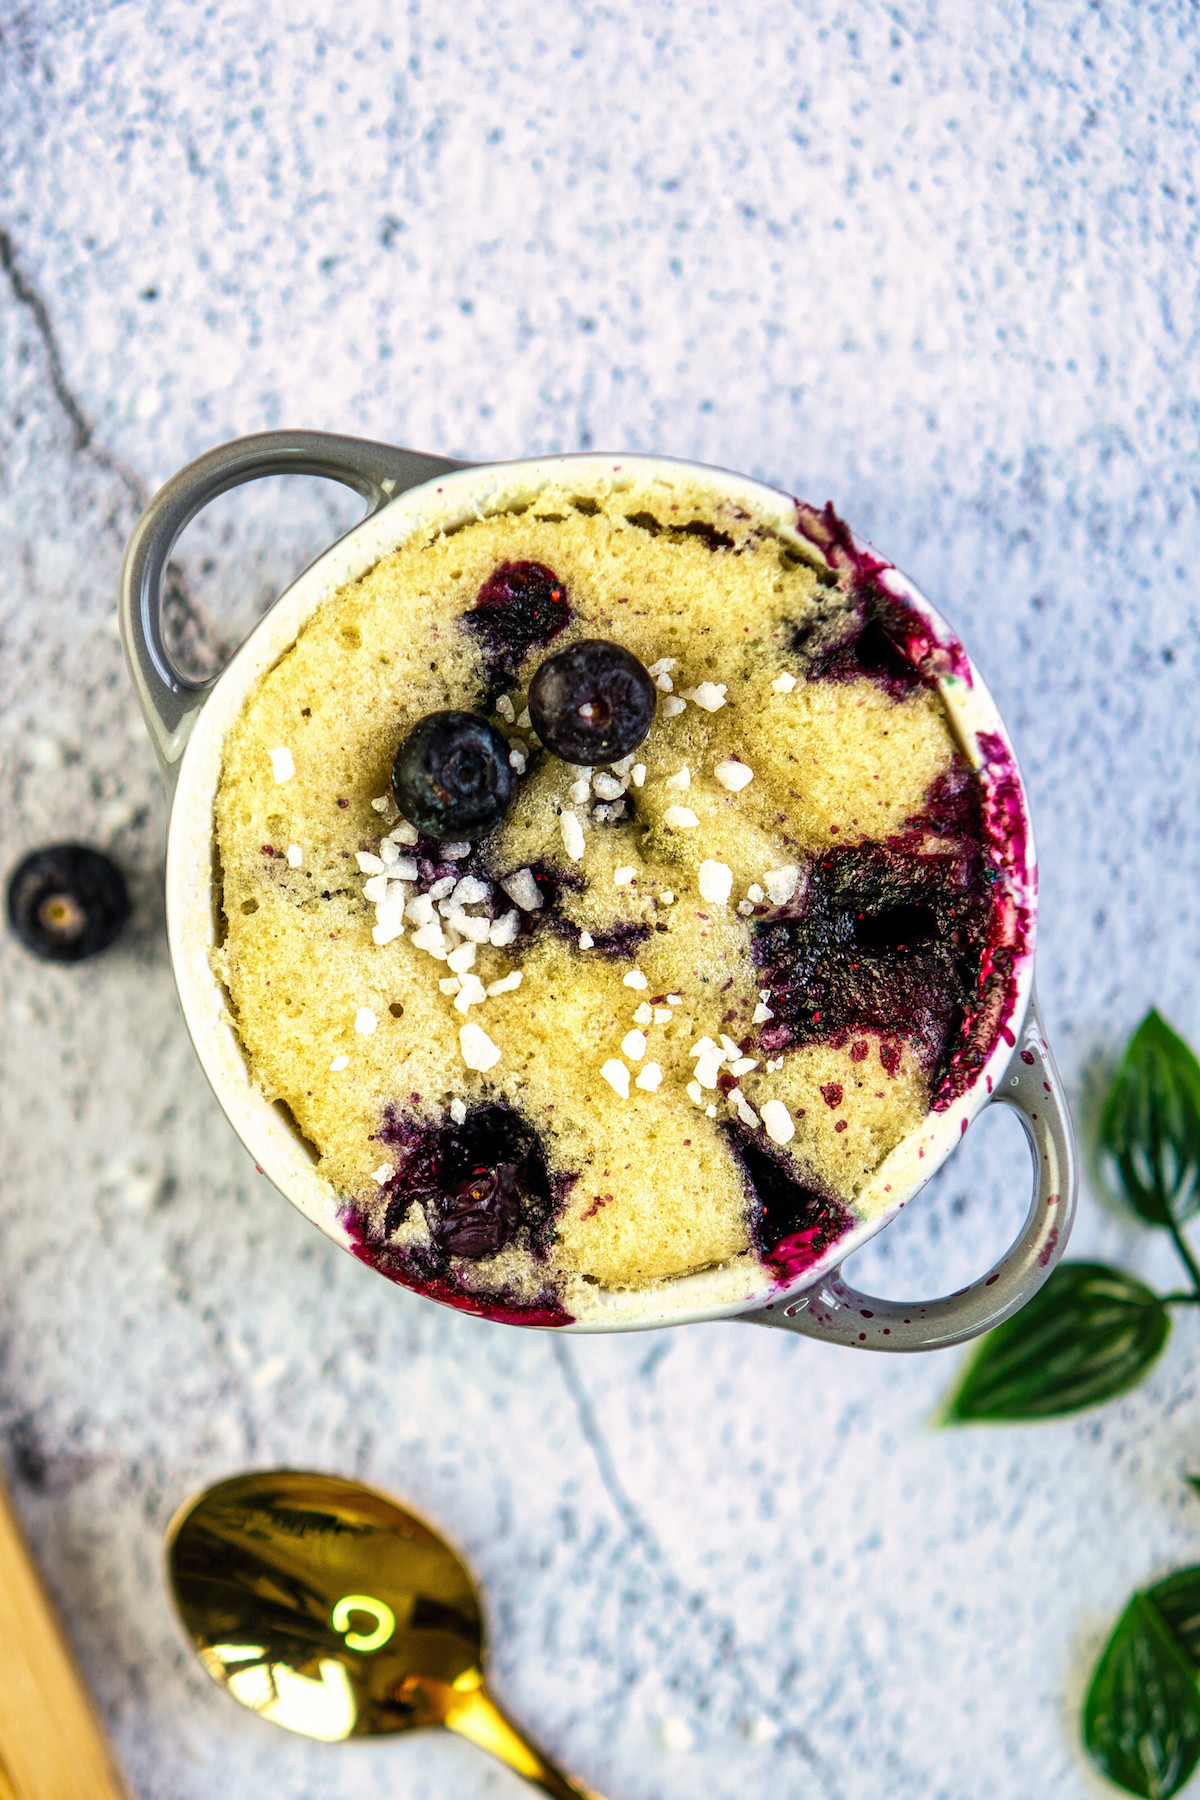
[795,599,925,701]
[724,1128,852,1281]
[792,499,972,692]
[376,1100,564,1255]
[482,858,652,960]
[413,840,472,884]
[793,499,890,587]
[465,561,573,695]
[749,748,1032,1106]
[341,1100,576,1324]
[344,1227,574,1328]
[932,728,1035,1104]
[751,767,988,1080]
[563,916,652,959]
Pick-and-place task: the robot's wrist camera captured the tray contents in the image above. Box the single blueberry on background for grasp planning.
[392,710,516,840]
[527,638,656,764]
[6,844,131,962]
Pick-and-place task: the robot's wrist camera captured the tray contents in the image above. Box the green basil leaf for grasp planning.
[1100,1010,1200,1226]
[1150,1569,1200,1670]
[1084,1591,1200,1798]
[945,1262,1169,1423]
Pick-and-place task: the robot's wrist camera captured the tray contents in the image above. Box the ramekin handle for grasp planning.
[743,993,1077,1352]
[119,429,464,778]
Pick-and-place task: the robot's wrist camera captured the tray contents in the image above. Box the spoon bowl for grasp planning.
[166,1469,602,1798]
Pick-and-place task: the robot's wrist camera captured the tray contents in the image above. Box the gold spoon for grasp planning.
[165,1470,604,1799]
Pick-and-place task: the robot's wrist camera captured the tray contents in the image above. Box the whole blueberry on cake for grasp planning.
[213,472,1029,1325]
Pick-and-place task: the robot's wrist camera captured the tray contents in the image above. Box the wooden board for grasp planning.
[0,1477,130,1800]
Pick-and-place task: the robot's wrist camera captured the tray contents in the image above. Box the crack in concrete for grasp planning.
[551,1338,845,1797]
[0,222,230,678]
[552,1339,656,1551]
[0,224,146,507]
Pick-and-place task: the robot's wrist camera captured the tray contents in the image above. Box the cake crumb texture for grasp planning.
[213,474,991,1315]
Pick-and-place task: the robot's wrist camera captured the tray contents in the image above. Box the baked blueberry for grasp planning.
[392,711,516,840]
[527,639,656,764]
[6,844,131,963]
[432,1163,522,1258]
[375,1100,559,1274]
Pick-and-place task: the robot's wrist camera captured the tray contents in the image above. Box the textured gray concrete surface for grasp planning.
[2,4,1200,1796]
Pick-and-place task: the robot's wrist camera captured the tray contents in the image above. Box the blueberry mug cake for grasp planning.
[212,471,1031,1326]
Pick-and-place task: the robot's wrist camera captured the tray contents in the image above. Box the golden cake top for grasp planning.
[211,474,1016,1325]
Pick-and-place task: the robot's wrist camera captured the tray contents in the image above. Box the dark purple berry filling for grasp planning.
[571,917,653,960]
[795,597,924,700]
[781,503,1032,1098]
[725,1127,852,1279]
[480,857,652,961]
[792,500,972,694]
[343,1102,576,1323]
[465,561,573,695]
[345,1231,574,1327]
[378,1101,561,1254]
[430,1163,524,1258]
[412,841,484,886]
[751,765,996,1092]
[796,583,972,701]
[942,728,1034,1098]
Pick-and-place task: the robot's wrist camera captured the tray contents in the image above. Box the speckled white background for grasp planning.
[2,4,1199,1796]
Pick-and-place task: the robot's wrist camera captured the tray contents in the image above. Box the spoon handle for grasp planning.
[443,1680,605,1800]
